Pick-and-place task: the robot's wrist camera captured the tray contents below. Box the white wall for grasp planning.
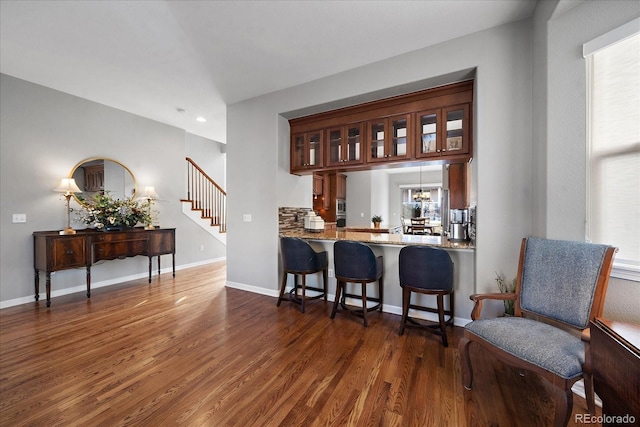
[531,0,640,322]
[227,18,534,317]
[0,74,226,306]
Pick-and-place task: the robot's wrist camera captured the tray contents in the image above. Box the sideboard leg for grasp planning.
[148,257,152,283]
[172,254,175,278]
[45,272,51,307]
[157,255,161,276]
[34,269,40,301]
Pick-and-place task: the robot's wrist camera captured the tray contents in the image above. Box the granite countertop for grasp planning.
[281,229,474,250]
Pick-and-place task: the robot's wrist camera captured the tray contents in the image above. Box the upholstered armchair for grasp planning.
[459,237,616,427]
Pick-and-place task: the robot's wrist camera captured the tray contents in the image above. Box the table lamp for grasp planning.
[54,178,82,235]
[142,186,158,230]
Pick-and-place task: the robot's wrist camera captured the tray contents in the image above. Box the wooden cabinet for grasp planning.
[313,174,323,196]
[83,164,104,192]
[448,162,470,209]
[336,173,347,200]
[326,123,365,167]
[367,114,412,164]
[33,228,175,307]
[291,130,323,172]
[415,104,471,160]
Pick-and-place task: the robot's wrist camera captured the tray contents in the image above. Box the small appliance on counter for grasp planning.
[449,208,469,241]
[304,211,325,232]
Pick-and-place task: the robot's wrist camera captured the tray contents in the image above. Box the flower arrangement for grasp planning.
[79,192,151,230]
[371,214,383,223]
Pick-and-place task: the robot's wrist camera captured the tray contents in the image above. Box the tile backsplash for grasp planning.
[278,207,311,232]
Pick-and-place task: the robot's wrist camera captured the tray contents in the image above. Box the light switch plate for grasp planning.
[12,213,26,223]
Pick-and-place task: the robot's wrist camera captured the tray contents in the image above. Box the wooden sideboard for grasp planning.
[33,228,175,307]
[589,318,640,425]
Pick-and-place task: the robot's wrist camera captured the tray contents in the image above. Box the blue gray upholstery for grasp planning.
[465,317,585,379]
[519,237,608,329]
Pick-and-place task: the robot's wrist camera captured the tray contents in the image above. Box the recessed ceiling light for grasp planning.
[196,116,207,123]
[176,108,186,113]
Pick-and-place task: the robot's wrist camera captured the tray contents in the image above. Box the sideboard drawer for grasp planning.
[92,239,149,261]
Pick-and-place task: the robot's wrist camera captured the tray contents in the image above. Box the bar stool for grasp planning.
[278,237,328,313]
[398,245,454,347]
[331,240,383,327]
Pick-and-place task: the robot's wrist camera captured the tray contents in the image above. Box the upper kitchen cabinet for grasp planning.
[415,104,471,160]
[291,130,323,173]
[289,80,473,174]
[326,123,365,167]
[367,114,412,164]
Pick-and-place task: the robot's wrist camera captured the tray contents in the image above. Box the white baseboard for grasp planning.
[0,257,226,310]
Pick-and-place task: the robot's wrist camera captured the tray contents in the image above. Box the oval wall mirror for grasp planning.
[69,157,137,206]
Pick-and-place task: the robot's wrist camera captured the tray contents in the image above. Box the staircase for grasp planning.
[181,157,226,244]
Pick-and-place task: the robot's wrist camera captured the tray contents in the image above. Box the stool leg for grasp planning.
[300,274,306,313]
[331,280,343,319]
[322,268,328,301]
[378,275,384,312]
[437,293,448,347]
[277,272,288,306]
[399,287,410,335]
[361,282,368,327]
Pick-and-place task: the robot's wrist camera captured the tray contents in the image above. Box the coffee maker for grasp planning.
[449,208,469,241]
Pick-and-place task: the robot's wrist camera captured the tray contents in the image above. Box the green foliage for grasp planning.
[79,192,151,230]
[371,214,383,223]
[495,272,517,315]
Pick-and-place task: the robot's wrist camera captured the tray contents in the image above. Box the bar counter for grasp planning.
[278,229,475,326]
[280,229,474,251]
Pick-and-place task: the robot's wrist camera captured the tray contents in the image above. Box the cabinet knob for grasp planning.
[66,250,74,255]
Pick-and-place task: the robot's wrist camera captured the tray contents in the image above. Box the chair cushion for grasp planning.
[464,317,585,379]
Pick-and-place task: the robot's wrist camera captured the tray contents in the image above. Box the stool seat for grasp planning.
[398,245,454,346]
[330,240,383,327]
[278,237,328,313]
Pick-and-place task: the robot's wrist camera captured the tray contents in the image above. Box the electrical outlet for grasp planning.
[328,269,334,278]
[200,244,204,251]
[12,213,26,223]
[243,214,252,222]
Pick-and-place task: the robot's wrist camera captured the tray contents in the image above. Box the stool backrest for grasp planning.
[334,240,378,281]
[399,245,453,290]
[281,237,325,272]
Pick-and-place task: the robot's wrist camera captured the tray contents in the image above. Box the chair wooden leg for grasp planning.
[361,282,368,327]
[584,373,596,415]
[543,382,573,427]
[277,272,288,306]
[399,288,410,335]
[330,280,342,319]
[458,336,473,389]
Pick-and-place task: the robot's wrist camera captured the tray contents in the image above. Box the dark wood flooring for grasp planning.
[0,262,600,426]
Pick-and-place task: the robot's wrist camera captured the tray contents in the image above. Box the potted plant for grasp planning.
[495,272,517,316]
[371,214,383,229]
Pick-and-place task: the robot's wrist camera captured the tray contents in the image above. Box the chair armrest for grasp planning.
[469,292,516,320]
[581,327,591,343]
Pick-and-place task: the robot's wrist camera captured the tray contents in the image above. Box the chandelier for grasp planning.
[413,165,431,201]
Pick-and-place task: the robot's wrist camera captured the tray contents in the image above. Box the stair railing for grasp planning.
[185,157,226,233]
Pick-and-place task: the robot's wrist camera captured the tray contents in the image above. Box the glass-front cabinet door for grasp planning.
[326,123,364,167]
[416,110,439,158]
[367,114,412,163]
[442,104,470,156]
[291,130,323,172]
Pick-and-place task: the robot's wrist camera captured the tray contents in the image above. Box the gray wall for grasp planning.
[0,74,226,306]
[227,1,640,323]
[532,0,640,322]
[226,18,534,319]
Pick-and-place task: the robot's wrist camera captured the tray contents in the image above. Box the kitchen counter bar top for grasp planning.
[280,229,474,250]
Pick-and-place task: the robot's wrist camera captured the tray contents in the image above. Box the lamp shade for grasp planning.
[142,186,158,199]
[54,178,82,195]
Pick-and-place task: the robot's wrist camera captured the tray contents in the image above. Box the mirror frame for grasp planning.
[69,157,137,206]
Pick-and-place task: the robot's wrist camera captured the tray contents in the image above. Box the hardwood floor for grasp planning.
[0,262,600,426]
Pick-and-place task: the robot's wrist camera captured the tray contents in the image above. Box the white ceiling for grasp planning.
[0,0,537,143]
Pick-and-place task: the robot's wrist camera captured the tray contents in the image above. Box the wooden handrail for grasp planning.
[184,157,226,233]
